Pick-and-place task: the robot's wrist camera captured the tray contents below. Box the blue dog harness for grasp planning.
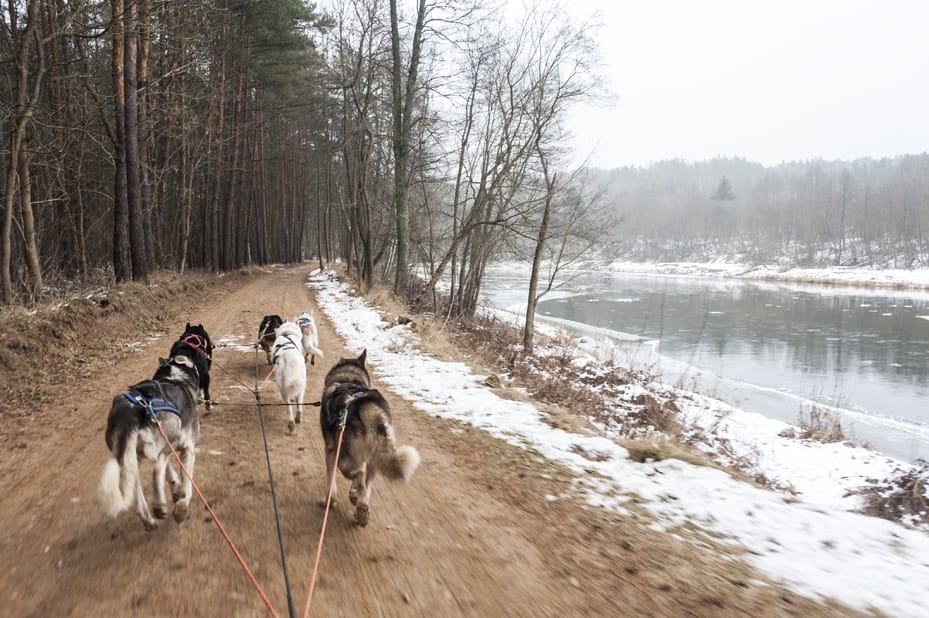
[123,386,182,422]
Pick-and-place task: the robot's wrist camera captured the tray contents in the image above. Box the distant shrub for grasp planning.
[779,407,846,443]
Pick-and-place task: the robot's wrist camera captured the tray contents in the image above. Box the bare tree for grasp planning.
[389,0,427,294]
[2,0,47,302]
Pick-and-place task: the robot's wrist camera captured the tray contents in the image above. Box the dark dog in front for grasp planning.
[319,349,420,526]
[99,355,201,530]
[169,322,214,409]
[258,314,283,365]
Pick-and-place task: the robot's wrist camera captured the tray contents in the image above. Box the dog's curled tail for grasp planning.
[99,431,139,517]
[385,445,420,482]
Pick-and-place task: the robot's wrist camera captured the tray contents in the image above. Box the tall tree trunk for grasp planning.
[112,0,131,282]
[2,0,45,303]
[389,0,427,295]
[524,171,556,352]
[124,0,148,282]
[178,138,191,273]
[207,23,227,271]
[222,65,244,270]
[18,153,42,297]
[138,0,156,267]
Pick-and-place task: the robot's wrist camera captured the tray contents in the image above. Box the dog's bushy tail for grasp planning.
[384,445,420,482]
[99,431,138,517]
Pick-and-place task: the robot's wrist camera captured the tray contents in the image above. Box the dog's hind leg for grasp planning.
[202,374,213,411]
[295,393,304,425]
[134,475,158,531]
[350,465,373,527]
[286,401,296,434]
[166,461,183,504]
[152,453,171,520]
[173,444,195,523]
[318,446,339,508]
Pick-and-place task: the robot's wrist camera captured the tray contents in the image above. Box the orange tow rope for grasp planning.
[302,416,347,618]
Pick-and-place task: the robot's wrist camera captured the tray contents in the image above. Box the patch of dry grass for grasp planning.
[848,460,929,528]
[779,407,847,443]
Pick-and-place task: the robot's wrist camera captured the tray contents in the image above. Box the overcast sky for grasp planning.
[565,0,929,169]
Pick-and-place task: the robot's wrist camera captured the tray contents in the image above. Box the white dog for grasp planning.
[271,321,307,433]
[295,311,323,366]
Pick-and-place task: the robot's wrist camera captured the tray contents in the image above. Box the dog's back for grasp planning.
[168,322,214,406]
[318,350,419,526]
[272,321,307,432]
[258,314,283,364]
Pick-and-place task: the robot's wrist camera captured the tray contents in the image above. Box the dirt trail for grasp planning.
[0,265,856,617]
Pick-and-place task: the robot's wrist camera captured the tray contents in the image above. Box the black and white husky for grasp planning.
[295,311,323,366]
[258,314,283,365]
[168,322,214,409]
[99,355,201,530]
[271,321,306,433]
[319,350,420,526]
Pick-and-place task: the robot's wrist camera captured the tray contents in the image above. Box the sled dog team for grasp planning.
[99,310,420,531]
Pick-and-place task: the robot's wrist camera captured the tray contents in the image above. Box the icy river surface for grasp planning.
[481,266,929,462]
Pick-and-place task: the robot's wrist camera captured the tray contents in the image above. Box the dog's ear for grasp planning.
[358,349,367,365]
[185,322,191,330]
[158,357,168,367]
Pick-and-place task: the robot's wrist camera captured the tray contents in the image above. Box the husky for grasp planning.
[295,311,323,366]
[258,314,283,365]
[99,355,201,530]
[271,320,307,433]
[169,322,214,409]
[319,350,420,526]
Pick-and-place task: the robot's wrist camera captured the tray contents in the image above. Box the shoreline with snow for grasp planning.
[604,259,929,290]
[308,267,929,618]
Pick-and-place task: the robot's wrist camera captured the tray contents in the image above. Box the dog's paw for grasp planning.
[287,420,296,434]
[353,504,369,527]
[173,504,189,523]
[143,520,159,532]
[317,497,338,509]
[153,505,169,519]
[349,488,358,506]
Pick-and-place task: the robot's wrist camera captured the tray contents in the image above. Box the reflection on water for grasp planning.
[483,268,929,462]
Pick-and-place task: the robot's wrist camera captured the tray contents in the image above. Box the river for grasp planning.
[481,265,929,462]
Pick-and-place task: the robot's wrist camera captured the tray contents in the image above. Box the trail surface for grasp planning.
[0,265,854,616]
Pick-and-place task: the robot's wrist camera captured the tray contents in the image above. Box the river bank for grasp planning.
[603,259,929,290]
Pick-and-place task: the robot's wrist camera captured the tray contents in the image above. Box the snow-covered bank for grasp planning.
[308,269,929,618]
[605,259,929,289]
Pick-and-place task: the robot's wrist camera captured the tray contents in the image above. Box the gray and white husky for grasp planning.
[272,320,307,433]
[99,355,201,530]
[295,311,323,366]
[319,350,420,526]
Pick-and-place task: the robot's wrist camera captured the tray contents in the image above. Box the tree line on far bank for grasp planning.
[595,155,929,268]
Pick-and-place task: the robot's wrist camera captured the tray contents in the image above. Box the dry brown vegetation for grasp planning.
[0,270,238,432]
[778,407,848,443]
[849,460,929,527]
